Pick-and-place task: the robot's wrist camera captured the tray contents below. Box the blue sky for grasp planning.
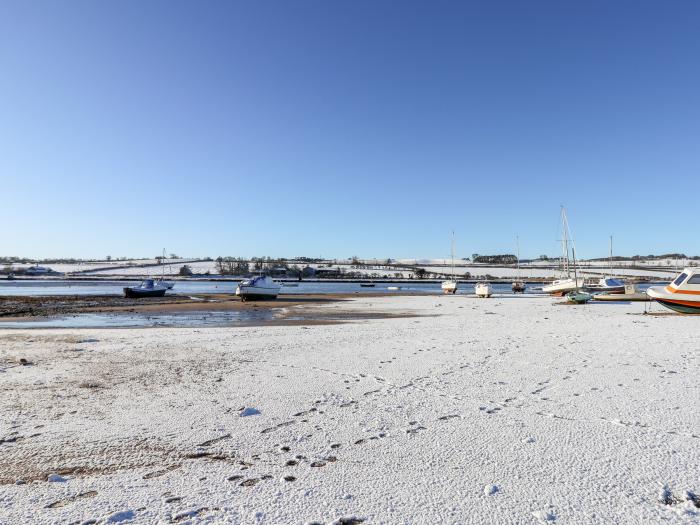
[1,1,699,260]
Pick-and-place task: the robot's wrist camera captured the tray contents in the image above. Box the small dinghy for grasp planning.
[387,286,402,291]
[564,248,591,304]
[475,281,493,298]
[235,275,281,301]
[566,290,592,304]
[646,268,700,313]
[123,279,168,298]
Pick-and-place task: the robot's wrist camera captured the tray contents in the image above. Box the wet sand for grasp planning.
[0,293,419,326]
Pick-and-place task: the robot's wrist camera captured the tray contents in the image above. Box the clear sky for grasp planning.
[1,1,699,260]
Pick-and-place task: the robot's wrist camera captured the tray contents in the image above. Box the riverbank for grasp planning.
[0,295,698,523]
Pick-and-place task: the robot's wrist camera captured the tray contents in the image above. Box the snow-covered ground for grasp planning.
[1,295,698,524]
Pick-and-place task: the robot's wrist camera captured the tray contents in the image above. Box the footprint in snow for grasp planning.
[484,484,500,496]
[532,509,556,523]
[46,491,98,508]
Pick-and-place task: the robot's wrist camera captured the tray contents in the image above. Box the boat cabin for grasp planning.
[667,268,700,292]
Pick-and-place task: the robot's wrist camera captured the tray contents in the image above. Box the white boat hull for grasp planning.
[542,278,585,295]
[475,283,493,298]
[647,285,700,313]
[441,281,458,294]
[235,285,281,300]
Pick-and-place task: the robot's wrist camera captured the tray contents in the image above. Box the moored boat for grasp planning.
[584,277,625,294]
[235,275,281,301]
[565,248,591,304]
[475,281,493,298]
[511,280,526,293]
[544,207,584,295]
[646,268,700,313]
[511,235,526,293]
[123,279,168,298]
[441,231,459,294]
[543,277,585,295]
[566,290,593,304]
[593,284,648,301]
[585,237,625,294]
[441,280,458,294]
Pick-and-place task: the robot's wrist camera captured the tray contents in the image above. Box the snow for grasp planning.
[0,295,698,524]
[5,257,686,280]
[47,474,67,483]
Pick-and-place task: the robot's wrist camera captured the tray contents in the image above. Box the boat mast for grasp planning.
[451,230,455,280]
[516,235,521,280]
[609,235,613,278]
[560,206,570,277]
[572,247,580,292]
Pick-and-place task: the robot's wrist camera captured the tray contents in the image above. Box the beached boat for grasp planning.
[441,231,459,294]
[512,236,526,293]
[235,275,281,301]
[543,277,585,295]
[123,279,168,298]
[585,237,625,294]
[544,207,585,295]
[566,290,593,304]
[593,284,648,302]
[584,277,625,294]
[565,248,592,304]
[475,281,493,298]
[155,249,175,289]
[646,268,700,313]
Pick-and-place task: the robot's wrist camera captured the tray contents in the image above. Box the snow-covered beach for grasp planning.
[1,295,698,524]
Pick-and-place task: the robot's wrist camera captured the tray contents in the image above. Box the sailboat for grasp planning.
[542,207,584,295]
[566,248,592,304]
[155,248,175,290]
[511,235,526,293]
[584,236,624,294]
[441,231,458,294]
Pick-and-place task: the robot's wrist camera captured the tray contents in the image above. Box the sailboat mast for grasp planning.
[561,207,570,277]
[516,235,521,279]
[609,235,613,277]
[451,231,455,279]
[573,247,579,292]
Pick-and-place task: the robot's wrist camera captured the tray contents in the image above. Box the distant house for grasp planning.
[315,268,342,278]
[270,266,288,277]
[302,266,316,278]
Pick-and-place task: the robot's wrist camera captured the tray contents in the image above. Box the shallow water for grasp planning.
[0,309,278,329]
[0,279,550,297]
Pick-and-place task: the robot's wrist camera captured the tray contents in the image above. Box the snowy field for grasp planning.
[1,295,699,524]
[5,258,686,280]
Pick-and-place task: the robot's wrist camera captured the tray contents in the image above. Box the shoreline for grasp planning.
[0,293,425,327]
